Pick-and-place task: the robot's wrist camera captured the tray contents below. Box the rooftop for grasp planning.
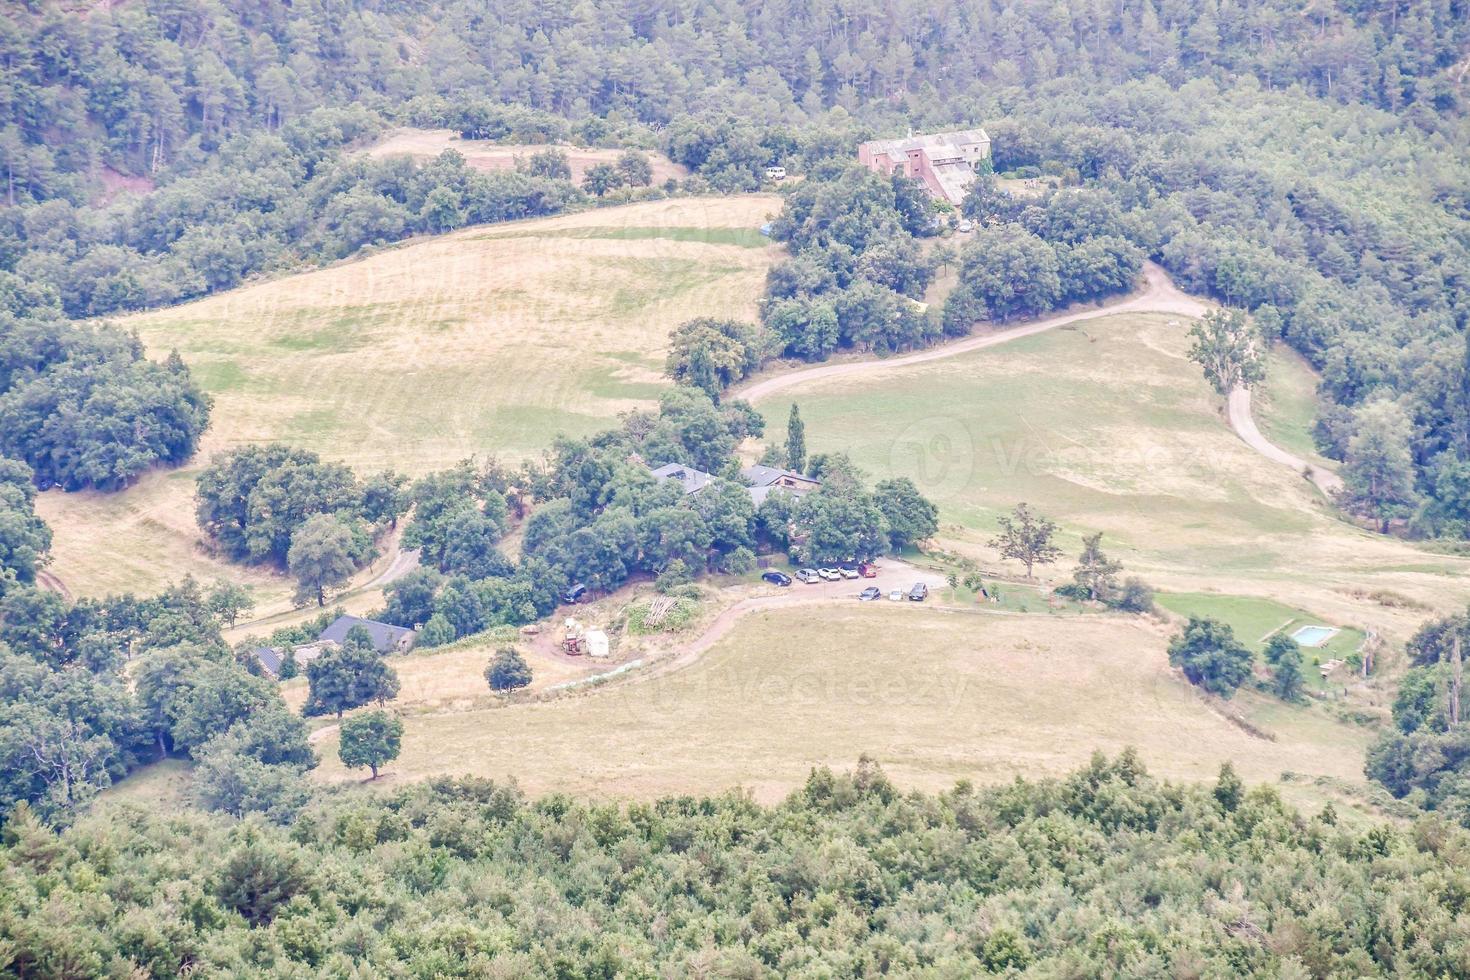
[649,462,716,495]
[861,128,990,161]
[251,646,285,677]
[319,615,415,653]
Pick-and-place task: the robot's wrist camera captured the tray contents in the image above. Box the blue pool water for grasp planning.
[1291,625,1338,648]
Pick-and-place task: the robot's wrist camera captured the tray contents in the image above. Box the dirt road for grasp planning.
[735,262,1334,497]
[365,545,421,590]
[631,560,949,683]
[36,569,72,601]
[1228,388,1342,496]
[734,262,1204,404]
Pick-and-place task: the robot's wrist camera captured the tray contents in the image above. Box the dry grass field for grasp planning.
[41,196,780,601]
[366,128,688,185]
[308,605,1372,804]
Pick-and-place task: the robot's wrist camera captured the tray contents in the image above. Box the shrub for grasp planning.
[1112,577,1155,613]
[486,647,532,691]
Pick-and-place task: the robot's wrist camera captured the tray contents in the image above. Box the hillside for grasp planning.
[35,196,780,602]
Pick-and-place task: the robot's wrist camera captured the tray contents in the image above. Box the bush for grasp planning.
[655,559,694,593]
[1112,577,1155,613]
[486,647,532,691]
[720,547,757,575]
[419,613,456,648]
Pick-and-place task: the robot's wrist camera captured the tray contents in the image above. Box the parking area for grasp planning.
[764,560,947,602]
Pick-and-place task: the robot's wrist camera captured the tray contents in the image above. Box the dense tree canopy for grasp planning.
[5,754,1470,975]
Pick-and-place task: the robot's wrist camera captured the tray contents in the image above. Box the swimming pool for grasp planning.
[1291,625,1338,648]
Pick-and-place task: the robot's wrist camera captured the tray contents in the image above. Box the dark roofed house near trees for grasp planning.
[319,615,417,654]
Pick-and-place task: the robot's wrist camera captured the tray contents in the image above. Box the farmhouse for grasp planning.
[740,463,821,505]
[318,614,417,654]
[648,461,822,506]
[857,129,991,206]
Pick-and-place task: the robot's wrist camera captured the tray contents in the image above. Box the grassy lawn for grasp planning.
[1155,591,1366,689]
[97,758,193,811]
[1255,344,1335,470]
[44,196,780,602]
[308,605,1372,802]
[753,312,1470,640]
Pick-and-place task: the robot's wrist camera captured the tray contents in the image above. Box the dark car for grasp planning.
[561,583,588,604]
[761,570,793,587]
[908,582,928,602]
[859,586,882,601]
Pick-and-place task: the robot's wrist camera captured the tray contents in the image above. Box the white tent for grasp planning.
[584,629,610,658]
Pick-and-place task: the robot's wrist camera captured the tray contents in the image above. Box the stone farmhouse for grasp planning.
[857,129,991,206]
[648,462,820,506]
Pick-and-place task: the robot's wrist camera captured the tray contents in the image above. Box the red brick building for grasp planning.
[857,129,991,206]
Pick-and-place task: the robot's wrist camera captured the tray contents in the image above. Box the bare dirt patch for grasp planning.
[366,128,687,184]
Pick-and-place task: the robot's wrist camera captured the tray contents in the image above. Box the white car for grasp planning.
[819,568,841,581]
[889,590,904,601]
[957,219,975,233]
[795,568,821,584]
[839,566,860,580]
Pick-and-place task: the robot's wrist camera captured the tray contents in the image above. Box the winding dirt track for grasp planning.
[734,262,1204,404]
[1228,388,1342,495]
[735,262,1335,497]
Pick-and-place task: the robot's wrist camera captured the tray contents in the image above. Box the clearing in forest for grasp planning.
[41,195,780,601]
[365,128,688,186]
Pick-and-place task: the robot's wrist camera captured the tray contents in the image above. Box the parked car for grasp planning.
[839,566,860,580]
[859,586,882,601]
[908,582,928,601]
[858,562,878,578]
[561,583,588,604]
[957,219,975,232]
[888,590,905,601]
[819,567,841,581]
[761,570,792,587]
[796,568,821,584]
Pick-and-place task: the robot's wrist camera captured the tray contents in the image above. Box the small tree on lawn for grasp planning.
[338,710,403,779]
[1168,616,1254,698]
[288,514,358,607]
[1072,532,1122,601]
[1186,308,1265,399]
[1273,647,1306,702]
[207,581,255,627]
[486,647,532,692]
[989,503,1062,579]
[1263,632,1299,666]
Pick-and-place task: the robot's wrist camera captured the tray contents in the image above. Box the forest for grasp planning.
[5,754,1470,976]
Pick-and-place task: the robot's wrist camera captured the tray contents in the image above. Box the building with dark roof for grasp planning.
[741,464,821,505]
[318,615,416,654]
[250,646,286,678]
[648,462,716,496]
